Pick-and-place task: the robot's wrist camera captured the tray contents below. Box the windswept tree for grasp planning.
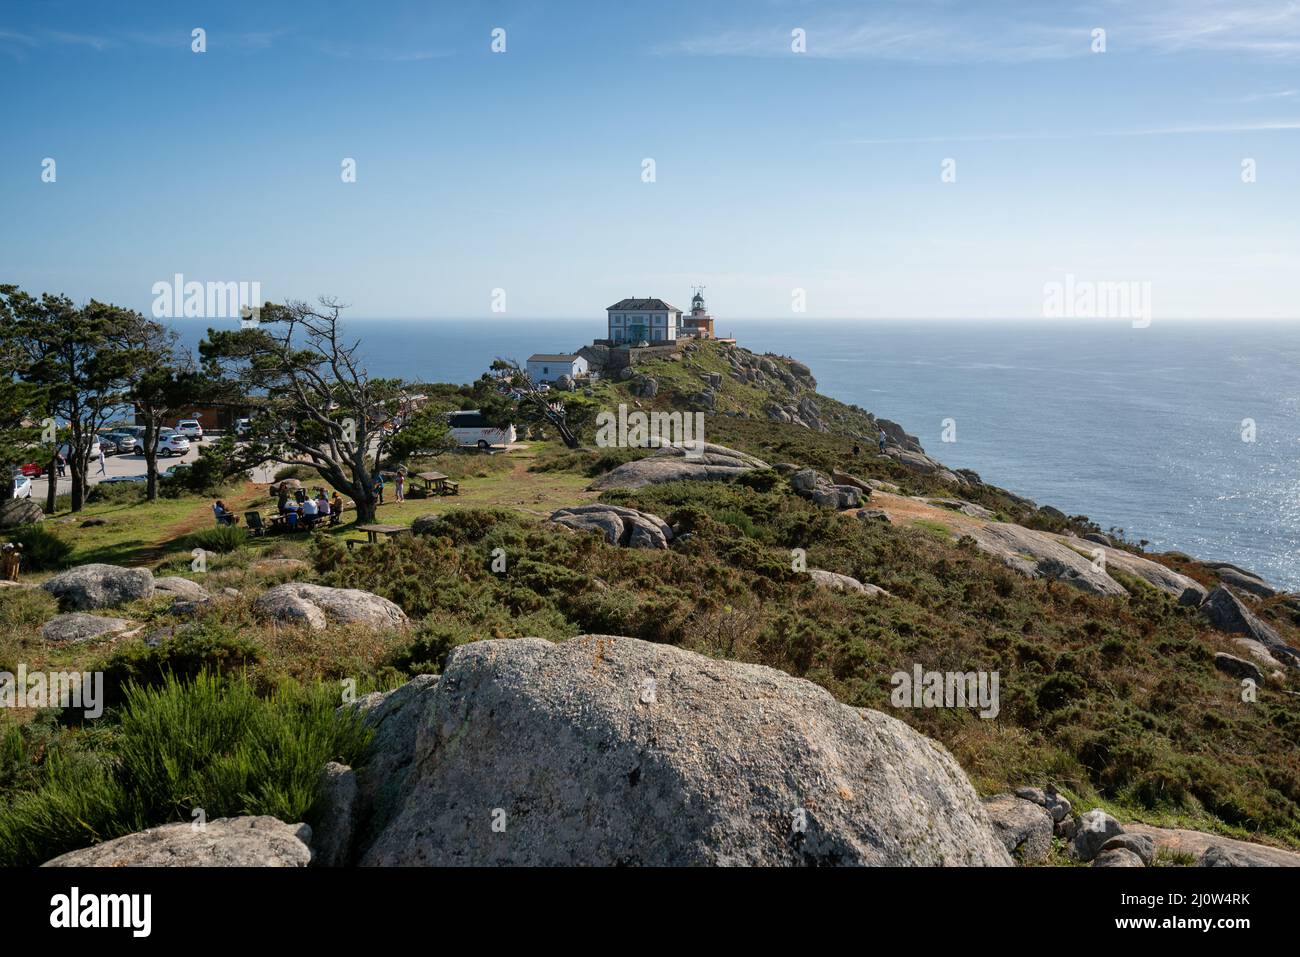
[0,303,46,477]
[201,297,423,524]
[0,288,134,511]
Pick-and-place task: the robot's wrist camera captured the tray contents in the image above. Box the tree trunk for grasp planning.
[354,489,377,524]
[70,464,85,512]
[45,452,58,513]
[144,442,159,501]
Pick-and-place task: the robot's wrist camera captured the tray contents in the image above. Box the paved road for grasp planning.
[26,436,278,498]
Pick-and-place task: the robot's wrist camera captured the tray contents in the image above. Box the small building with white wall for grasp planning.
[527,353,588,383]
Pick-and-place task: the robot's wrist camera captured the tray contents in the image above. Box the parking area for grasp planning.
[18,434,280,498]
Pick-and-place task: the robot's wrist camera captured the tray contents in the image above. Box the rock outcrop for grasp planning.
[356,635,1012,866]
[790,469,861,509]
[967,524,1128,597]
[253,583,408,632]
[40,613,132,643]
[588,443,768,491]
[549,504,673,549]
[42,563,155,611]
[1058,537,1206,605]
[1070,808,1124,861]
[42,816,313,867]
[1202,586,1298,668]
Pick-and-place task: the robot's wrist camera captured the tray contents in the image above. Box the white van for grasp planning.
[447,410,515,450]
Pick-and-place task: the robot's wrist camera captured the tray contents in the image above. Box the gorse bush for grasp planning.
[188,523,246,553]
[0,673,372,866]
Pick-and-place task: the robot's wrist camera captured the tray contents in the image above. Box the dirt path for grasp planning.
[135,482,268,565]
[866,491,987,535]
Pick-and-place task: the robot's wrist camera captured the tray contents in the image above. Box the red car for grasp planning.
[18,463,44,478]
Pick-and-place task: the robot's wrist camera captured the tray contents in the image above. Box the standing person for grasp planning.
[878,428,887,453]
[373,472,385,505]
[277,486,290,514]
[56,451,66,477]
[394,470,405,503]
[97,445,107,475]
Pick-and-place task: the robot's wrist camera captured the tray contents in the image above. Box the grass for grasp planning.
[0,672,372,866]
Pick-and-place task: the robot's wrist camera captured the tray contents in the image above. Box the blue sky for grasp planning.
[2,0,1298,319]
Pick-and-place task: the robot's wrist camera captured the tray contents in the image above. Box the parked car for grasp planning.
[97,437,120,456]
[102,430,139,454]
[234,418,252,439]
[12,473,33,499]
[17,462,43,478]
[447,410,516,450]
[156,432,191,457]
[100,474,147,484]
[58,440,102,461]
[175,419,204,441]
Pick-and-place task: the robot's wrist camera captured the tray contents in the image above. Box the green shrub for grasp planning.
[0,673,371,866]
[98,622,264,712]
[187,523,246,554]
[6,524,73,571]
[86,481,147,505]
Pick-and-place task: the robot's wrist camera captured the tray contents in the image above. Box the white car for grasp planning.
[175,419,204,441]
[12,474,32,499]
[58,440,102,461]
[156,432,191,457]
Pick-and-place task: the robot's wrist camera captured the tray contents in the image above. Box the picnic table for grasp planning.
[355,523,410,545]
[415,471,459,496]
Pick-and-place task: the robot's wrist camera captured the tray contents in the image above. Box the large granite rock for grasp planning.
[42,816,312,867]
[969,524,1128,597]
[588,443,768,491]
[1213,652,1263,683]
[0,498,44,528]
[40,613,132,643]
[253,583,408,632]
[982,794,1053,863]
[359,635,1011,866]
[1058,538,1206,605]
[1202,586,1298,668]
[1123,823,1300,867]
[42,564,155,611]
[549,504,673,549]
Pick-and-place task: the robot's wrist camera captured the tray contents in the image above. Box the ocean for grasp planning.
[173,318,1300,590]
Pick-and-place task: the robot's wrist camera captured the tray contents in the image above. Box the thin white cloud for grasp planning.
[659,0,1300,61]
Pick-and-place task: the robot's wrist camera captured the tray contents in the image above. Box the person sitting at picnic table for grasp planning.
[330,491,344,525]
[315,490,330,517]
[212,499,237,526]
[284,500,300,531]
[301,496,319,528]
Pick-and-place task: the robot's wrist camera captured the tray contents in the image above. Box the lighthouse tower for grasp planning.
[683,286,715,339]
